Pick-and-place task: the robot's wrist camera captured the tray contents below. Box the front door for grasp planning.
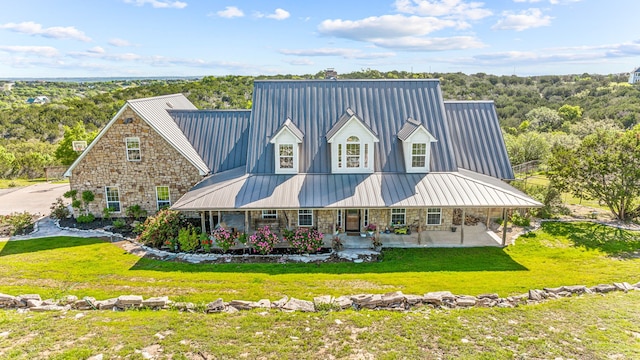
[345,209,360,232]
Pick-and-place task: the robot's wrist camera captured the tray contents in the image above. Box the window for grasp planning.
[346,136,360,168]
[279,144,294,169]
[412,143,427,167]
[363,209,369,227]
[262,210,277,219]
[426,208,442,225]
[336,209,342,229]
[391,208,406,225]
[125,137,141,161]
[298,209,313,227]
[156,186,170,209]
[364,144,369,168]
[105,187,121,212]
[337,144,343,168]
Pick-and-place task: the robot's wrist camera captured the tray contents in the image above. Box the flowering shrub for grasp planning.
[286,227,325,254]
[213,227,236,252]
[248,226,279,255]
[137,208,181,248]
[0,212,34,236]
[366,223,377,232]
[200,233,213,252]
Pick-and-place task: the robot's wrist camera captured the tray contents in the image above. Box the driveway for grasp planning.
[0,182,70,217]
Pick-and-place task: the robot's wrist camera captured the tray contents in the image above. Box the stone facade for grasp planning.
[69,107,203,217]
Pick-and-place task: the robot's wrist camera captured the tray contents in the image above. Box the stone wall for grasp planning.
[70,107,203,217]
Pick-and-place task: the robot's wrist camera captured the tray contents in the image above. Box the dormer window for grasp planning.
[327,109,379,174]
[398,118,437,173]
[270,118,304,174]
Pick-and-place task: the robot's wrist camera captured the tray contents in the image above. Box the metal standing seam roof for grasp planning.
[171,168,542,211]
[444,101,515,179]
[397,117,429,141]
[126,94,209,175]
[247,79,459,174]
[169,109,251,174]
[271,118,304,142]
[325,108,379,141]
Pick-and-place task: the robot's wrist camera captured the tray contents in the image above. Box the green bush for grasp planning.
[112,218,126,229]
[178,225,200,253]
[126,204,148,220]
[137,208,181,248]
[510,211,531,227]
[76,213,95,224]
[102,207,113,220]
[49,197,70,220]
[1,211,34,235]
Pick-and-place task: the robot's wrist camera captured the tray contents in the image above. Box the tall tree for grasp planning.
[54,122,98,166]
[548,127,640,221]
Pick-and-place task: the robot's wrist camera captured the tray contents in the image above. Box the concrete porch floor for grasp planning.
[327,224,504,249]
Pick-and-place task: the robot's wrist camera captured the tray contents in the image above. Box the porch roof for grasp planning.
[171,167,542,211]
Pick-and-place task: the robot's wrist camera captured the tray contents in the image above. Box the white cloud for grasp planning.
[372,36,484,51]
[0,21,91,42]
[108,38,133,47]
[0,45,59,57]
[319,15,457,40]
[124,0,187,9]
[286,58,314,66]
[394,0,492,21]
[88,46,105,54]
[217,6,244,18]
[267,8,290,20]
[492,8,552,31]
[279,47,396,60]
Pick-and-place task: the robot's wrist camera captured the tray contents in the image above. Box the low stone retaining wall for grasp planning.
[1,281,638,314]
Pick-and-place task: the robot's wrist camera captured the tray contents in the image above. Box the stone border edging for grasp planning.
[1,281,638,314]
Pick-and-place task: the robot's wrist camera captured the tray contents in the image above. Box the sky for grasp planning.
[0,0,638,78]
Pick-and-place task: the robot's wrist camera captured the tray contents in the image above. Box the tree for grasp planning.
[548,127,640,221]
[54,122,98,165]
[526,107,563,132]
[0,145,15,178]
[504,131,550,165]
[557,104,582,122]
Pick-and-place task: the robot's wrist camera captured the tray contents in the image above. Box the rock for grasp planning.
[116,295,143,308]
[313,295,334,307]
[632,282,640,290]
[456,296,477,307]
[30,305,69,312]
[18,294,42,301]
[250,299,271,309]
[557,291,572,297]
[563,285,588,294]
[272,296,288,308]
[206,298,225,313]
[229,300,253,310]
[381,291,405,307]
[87,354,103,360]
[543,286,564,294]
[475,298,497,307]
[143,296,169,308]
[173,302,196,312]
[351,294,383,309]
[75,313,85,319]
[423,291,454,305]
[528,289,545,301]
[0,331,10,338]
[334,296,353,309]
[613,282,634,292]
[42,299,57,306]
[224,305,239,314]
[404,294,424,305]
[95,298,117,310]
[26,299,43,308]
[74,297,97,310]
[591,284,616,293]
[0,293,17,308]
[282,297,315,312]
[477,293,499,300]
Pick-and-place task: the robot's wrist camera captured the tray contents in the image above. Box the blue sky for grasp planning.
[0,0,638,78]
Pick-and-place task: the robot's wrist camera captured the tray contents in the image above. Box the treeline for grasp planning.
[1,70,639,178]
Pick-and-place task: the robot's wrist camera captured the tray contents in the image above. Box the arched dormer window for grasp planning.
[327,109,378,174]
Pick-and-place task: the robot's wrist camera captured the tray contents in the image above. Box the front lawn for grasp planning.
[0,222,638,303]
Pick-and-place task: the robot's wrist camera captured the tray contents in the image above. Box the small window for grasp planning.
[156,186,171,210]
[337,144,343,168]
[426,208,442,225]
[105,186,121,212]
[279,144,294,169]
[125,137,141,161]
[298,209,313,227]
[391,208,406,225]
[363,209,369,227]
[262,210,277,219]
[364,143,369,168]
[336,209,342,229]
[412,143,427,167]
[346,136,361,168]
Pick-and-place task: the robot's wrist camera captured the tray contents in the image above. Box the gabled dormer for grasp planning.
[326,109,379,174]
[398,118,437,173]
[269,118,304,174]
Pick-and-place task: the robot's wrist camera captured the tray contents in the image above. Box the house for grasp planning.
[629,67,640,84]
[25,96,50,104]
[65,78,541,246]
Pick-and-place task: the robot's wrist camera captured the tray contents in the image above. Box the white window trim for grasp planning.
[426,208,442,226]
[105,186,121,213]
[156,186,171,210]
[270,126,301,174]
[402,126,437,173]
[391,208,406,226]
[125,137,141,162]
[298,209,313,227]
[276,143,296,173]
[328,116,378,174]
[262,210,277,219]
[411,143,427,168]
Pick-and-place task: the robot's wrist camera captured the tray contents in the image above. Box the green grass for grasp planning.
[0,222,638,303]
[0,292,638,359]
[0,178,68,189]
[514,174,609,211]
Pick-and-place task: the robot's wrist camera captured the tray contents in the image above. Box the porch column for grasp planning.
[217,210,221,227]
[502,208,508,246]
[208,211,214,234]
[244,211,249,233]
[200,211,206,233]
[460,209,465,244]
[417,208,423,244]
[485,208,491,230]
